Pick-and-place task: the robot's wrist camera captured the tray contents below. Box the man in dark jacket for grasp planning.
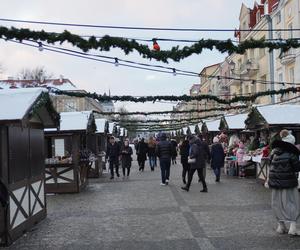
[136,138,148,171]
[156,133,172,185]
[106,136,121,179]
[182,136,209,192]
[179,138,190,184]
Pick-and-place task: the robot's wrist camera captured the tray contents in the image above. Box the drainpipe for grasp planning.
[266,15,275,104]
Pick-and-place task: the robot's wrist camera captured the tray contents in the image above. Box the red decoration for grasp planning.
[153,41,160,51]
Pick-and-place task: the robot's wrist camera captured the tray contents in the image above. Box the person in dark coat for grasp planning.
[136,138,148,171]
[181,136,209,192]
[268,130,300,235]
[106,136,121,179]
[120,139,133,177]
[171,139,178,165]
[197,134,211,182]
[179,138,190,184]
[148,137,157,171]
[210,136,225,182]
[156,133,172,185]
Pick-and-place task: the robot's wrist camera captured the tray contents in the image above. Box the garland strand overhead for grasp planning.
[51,87,300,104]
[1,26,300,62]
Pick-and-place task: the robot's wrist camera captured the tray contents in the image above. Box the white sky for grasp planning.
[0,0,255,112]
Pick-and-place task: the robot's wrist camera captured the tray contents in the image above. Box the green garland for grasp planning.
[113,113,224,124]
[52,87,300,104]
[1,26,300,62]
[96,105,248,116]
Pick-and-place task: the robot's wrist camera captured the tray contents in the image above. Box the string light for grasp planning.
[114,58,119,67]
[38,42,43,51]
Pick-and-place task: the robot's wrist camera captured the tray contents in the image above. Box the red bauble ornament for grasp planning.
[153,41,160,51]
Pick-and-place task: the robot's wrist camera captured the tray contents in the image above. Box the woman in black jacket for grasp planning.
[268,130,300,235]
[120,140,133,177]
[210,136,225,182]
[179,138,190,184]
[136,138,148,171]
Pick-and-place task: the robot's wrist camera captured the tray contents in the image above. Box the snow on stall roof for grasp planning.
[182,127,188,135]
[0,79,78,91]
[224,113,248,130]
[189,125,196,134]
[108,122,115,134]
[59,111,92,131]
[256,104,300,125]
[95,118,107,133]
[204,119,220,132]
[0,88,46,121]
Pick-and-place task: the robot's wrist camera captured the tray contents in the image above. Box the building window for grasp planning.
[288,23,293,39]
[259,48,265,58]
[276,11,281,24]
[256,10,261,23]
[260,75,267,92]
[278,72,283,84]
[289,67,295,84]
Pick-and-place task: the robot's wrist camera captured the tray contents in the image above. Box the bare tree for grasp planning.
[18,66,53,81]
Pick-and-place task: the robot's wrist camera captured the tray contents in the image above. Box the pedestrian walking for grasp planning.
[268,130,300,235]
[106,136,121,179]
[120,139,133,178]
[179,138,190,184]
[171,139,178,165]
[181,135,209,192]
[148,137,156,171]
[210,136,225,182]
[136,138,148,171]
[197,134,210,182]
[156,133,172,186]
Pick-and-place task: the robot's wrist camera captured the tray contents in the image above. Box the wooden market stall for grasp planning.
[245,104,300,183]
[0,88,59,246]
[87,118,108,178]
[201,118,221,143]
[44,111,96,193]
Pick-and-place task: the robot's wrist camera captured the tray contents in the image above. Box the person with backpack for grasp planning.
[156,133,172,186]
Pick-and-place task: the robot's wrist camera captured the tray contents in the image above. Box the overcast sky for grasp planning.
[0,0,255,112]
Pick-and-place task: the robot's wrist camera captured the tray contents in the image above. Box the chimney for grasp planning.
[59,75,64,83]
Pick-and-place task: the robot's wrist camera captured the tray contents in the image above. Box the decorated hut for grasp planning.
[44,111,96,193]
[0,88,59,246]
[87,118,108,178]
[245,104,300,183]
[201,118,221,143]
[219,113,248,132]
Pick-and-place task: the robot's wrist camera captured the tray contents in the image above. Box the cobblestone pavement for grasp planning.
[6,159,300,250]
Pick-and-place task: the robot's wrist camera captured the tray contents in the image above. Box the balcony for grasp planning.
[240,58,259,76]
[280,49,296,65]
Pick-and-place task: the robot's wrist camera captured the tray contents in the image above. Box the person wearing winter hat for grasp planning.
[268,129,300,235]
[210,136,225,182]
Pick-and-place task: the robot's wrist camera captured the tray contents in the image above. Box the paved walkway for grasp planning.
[7,159,300,250]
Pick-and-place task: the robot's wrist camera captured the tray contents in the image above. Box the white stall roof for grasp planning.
[60,111,92,131]
[189,125,196,134]
[182,127,188,135]
[0,88,46,121]
[257,104,300,125]
[108,122,115,134]
[95,118,107,133]
[119,127,125,136]
[224,113,248,130]
[205,119,220,132]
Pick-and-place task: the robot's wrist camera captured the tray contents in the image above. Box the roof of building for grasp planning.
[256,104,300,125]
[95,118,107,133]
[204,119,221,132]
[223,113,248,130]
[0,88,46,121]
[59,111,93,131]
[0,78,78,91]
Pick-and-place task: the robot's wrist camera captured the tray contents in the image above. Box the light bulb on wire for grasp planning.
[38,42,43,52]
[173,68,177,76]
[114,58,119,67]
